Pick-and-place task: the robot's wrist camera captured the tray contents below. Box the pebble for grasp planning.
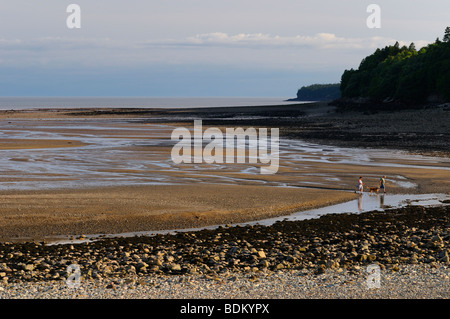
[0,205,448,299]
[0,265,448,299]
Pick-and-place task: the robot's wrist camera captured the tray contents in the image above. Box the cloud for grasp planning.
[139,32,431,50]
[0,33,431,70]
[0,33,431,55]
[0,37,115,51]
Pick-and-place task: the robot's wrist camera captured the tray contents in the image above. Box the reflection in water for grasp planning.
[358,194,363,212]
[379,194,385,208]
[359,193,386,211]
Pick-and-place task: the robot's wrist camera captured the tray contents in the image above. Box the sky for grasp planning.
[0,0,449,97]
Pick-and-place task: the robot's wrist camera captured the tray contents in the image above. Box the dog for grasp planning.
[367,186,380,194]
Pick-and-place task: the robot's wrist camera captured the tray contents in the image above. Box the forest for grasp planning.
[340,27,450,105]
[290,83,341,101]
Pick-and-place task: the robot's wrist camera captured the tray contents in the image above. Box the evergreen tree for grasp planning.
[296,84,341,101]
[444,26,450,42]
[339,28,450,105]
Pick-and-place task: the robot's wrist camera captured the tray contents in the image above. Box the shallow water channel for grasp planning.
[48,192,450,245]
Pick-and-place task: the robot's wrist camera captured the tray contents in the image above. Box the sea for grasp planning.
[0,97,302,110]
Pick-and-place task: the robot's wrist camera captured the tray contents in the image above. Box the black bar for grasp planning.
[0,299,446,318]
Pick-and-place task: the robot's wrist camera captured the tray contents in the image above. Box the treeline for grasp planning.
[340,27,450,105]
[291,83,341,101]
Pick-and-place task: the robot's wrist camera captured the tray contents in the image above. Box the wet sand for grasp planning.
[0,138,87,150]
[1,103,449,242]
[0,185,357,242]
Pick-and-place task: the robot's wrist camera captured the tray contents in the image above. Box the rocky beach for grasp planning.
[0,102,449,302]
[0,205,448,300]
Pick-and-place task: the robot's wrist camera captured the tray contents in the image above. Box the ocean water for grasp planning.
[0,97,302,110]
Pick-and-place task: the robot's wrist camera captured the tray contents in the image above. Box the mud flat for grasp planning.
[0,184,357,242]
[1,103,449,242]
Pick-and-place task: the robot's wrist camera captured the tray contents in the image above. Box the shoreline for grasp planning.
[0,184,358,243]
[46,192,450,245]
[0,204,448,299]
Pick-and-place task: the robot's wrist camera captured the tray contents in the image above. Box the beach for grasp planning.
[0,102,449,300]
[0,205,448,300]
[0,185,357,242]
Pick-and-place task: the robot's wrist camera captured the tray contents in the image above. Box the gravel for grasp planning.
[0,205,448,300]
[0,264,448,299]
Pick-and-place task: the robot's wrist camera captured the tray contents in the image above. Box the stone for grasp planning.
[171,264,182,271]
[24,264,35,272]
[106,283,116,290]
[210,256,220,262]
[406,241,416,249]
[315,265,326,275]
[431,235,442,242]
[150,265,160,272]
[102,266,113,275]
[126,265,136,272]
[275,263,284,270]
[257,250,266,259]
[326,260,339,269]
[166,255,175,263]
[136,262,149,270]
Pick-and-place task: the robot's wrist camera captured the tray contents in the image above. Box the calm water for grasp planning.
[0,97,302,110]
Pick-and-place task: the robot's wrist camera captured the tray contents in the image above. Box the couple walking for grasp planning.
[356,176,386,194]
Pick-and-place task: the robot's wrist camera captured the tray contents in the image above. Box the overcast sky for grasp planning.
[0,0,449,97]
